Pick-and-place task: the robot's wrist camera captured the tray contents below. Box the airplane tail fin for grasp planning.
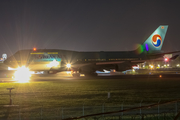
[139,25,168,53]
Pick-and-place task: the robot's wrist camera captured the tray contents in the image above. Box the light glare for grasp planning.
[66,63,71,68]
[165,58,169,62]
[14,66,32,83]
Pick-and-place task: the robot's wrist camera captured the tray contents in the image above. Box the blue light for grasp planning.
[145,44,149,51]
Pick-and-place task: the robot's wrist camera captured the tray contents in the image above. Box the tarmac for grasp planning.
[0,71,180,83]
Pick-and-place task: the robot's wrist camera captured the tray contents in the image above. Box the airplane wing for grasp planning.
[93,54,179,72]
[96,54,179,66]
[150,51,180,56]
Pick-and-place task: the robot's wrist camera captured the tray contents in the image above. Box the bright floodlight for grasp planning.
[66,63,71,68]
[150,65,153,69]
[14,66,32,83]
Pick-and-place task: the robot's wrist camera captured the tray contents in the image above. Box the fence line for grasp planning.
[0,99,180,120]
[63,99,180,120]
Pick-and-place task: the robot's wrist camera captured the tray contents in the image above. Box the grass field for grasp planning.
[0,77,180,108]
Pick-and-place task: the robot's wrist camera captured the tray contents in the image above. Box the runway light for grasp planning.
[66,63,71,68]
[149,65,154,69]
[14,66,32,83]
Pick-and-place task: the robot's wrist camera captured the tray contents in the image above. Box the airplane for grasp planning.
[3,25,180,77]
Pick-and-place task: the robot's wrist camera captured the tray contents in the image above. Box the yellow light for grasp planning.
[150,65,153,69]
[66,63,71,68]
[66,71,72,74]
[14,66,32,83]
[159,75,162,78]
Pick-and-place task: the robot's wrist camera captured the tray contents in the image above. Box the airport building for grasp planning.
[0,54,8,70]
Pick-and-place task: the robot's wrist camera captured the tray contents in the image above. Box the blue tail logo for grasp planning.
[152,34,162,48]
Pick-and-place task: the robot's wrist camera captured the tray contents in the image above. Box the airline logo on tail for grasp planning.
[152,34,162,48]
[141,25,168,52]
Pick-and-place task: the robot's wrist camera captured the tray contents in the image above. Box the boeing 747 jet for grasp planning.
[4,25,179,77]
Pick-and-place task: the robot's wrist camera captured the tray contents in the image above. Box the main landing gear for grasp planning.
[72,71,80,77]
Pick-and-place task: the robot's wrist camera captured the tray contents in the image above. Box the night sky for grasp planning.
[0,0,180,57]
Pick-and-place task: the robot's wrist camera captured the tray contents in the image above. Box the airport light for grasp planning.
[66,71,72,74]
[66,63,71,68]
[132,66,139,69]
[150,65,153,69]
[149,64,154,69]
[33,48,37,51]
[164,58,169,62]
[14,66,32,83]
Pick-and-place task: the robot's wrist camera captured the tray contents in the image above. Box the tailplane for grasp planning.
[141,25,168,53]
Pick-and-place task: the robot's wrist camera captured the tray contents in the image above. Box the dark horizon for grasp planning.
[0,0,180,57]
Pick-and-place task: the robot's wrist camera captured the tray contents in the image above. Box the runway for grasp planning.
[0,71,180,83]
